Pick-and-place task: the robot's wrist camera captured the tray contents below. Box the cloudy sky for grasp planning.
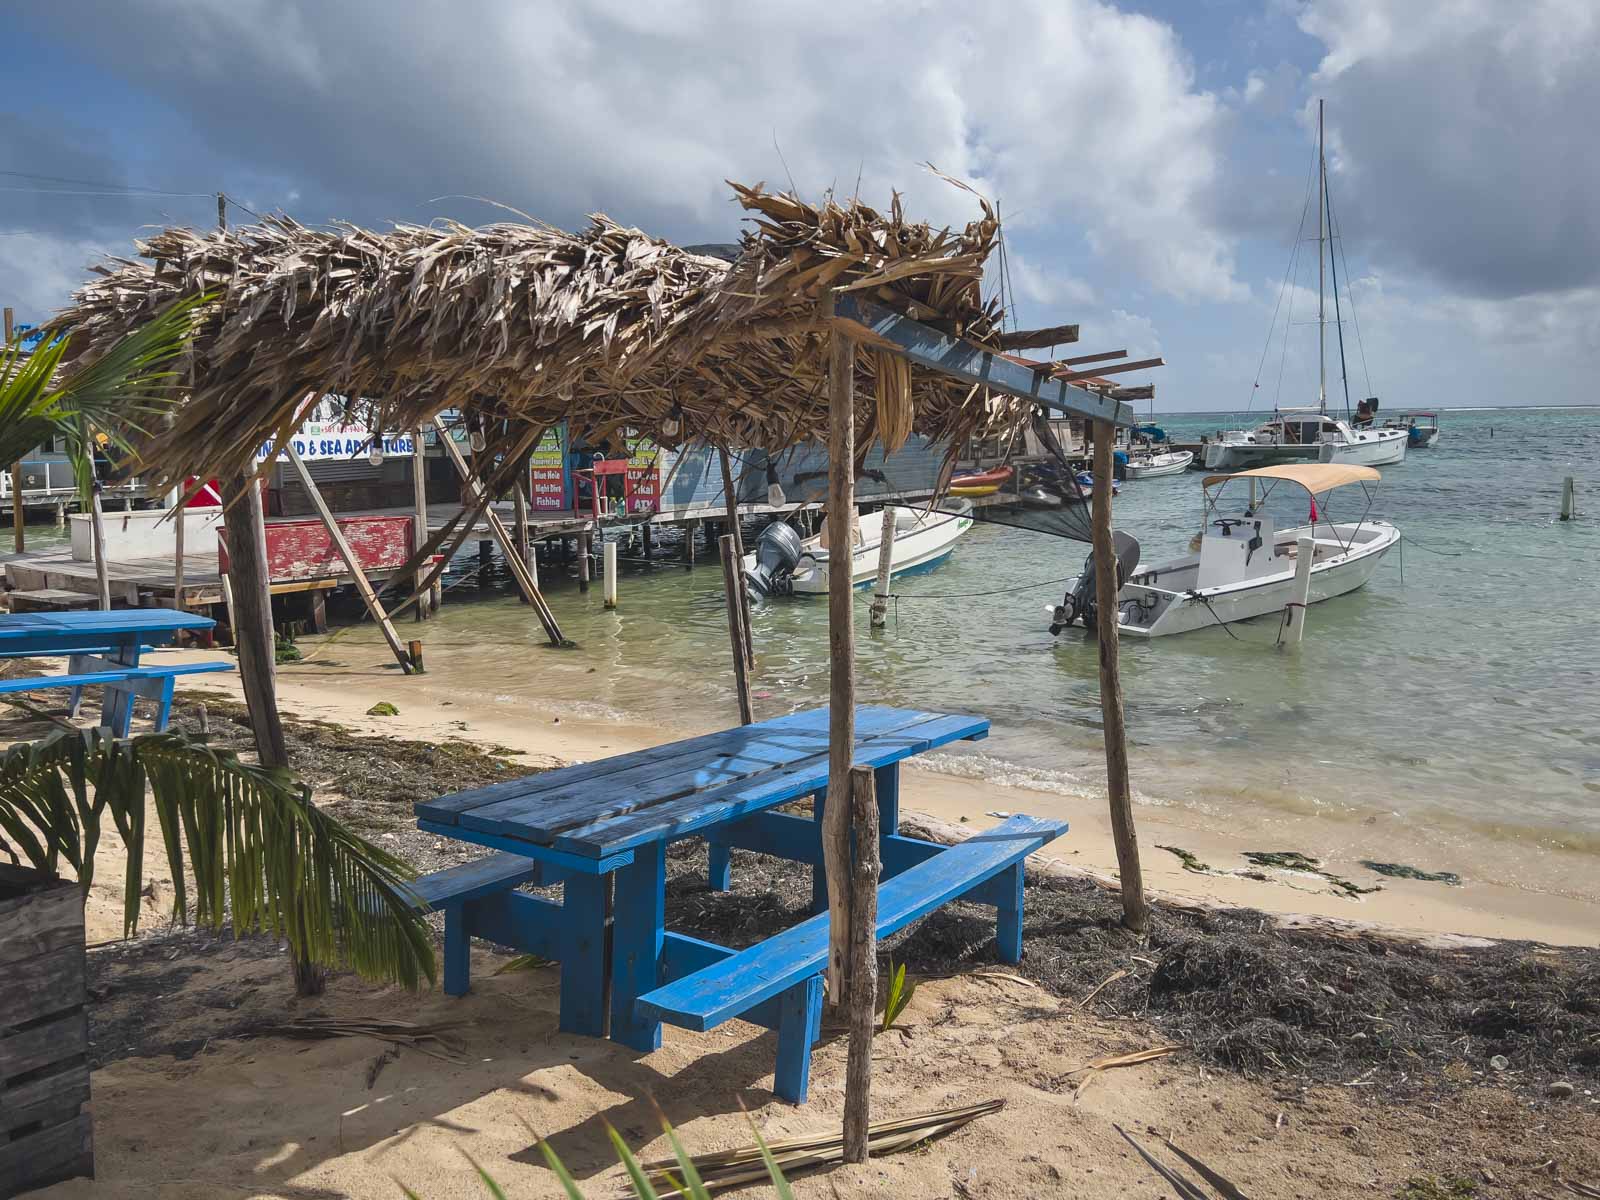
[3,0,1595,412]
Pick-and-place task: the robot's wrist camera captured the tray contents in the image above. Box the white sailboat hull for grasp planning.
[1067,520,1399,638]
[746,502,973,595]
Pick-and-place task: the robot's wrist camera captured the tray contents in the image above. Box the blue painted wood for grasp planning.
[716,810,821,864]
[635,814,1067,1032]
[0,662,233,695]
[811,788,828,916]
[610,841,665,1052]
[443,903,471,995]
[875,763,900,836]
[461,707,940,839]
[661,931,734,980]
[706,841,731,891]
[554,713,990,856]
[402,851,545,911]
[461,889,564,961]
[559,872,609,1038]
[996,863,1024,964]
[0,610,214,646]
[417,706,859,823]
[774,975,825,1104]
[415,819,633,875]
[831,294,1135,425]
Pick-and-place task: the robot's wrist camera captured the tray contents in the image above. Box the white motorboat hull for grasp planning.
[1063,520,1398,638]
[745,502,973,595]
[1124,450,1194,478]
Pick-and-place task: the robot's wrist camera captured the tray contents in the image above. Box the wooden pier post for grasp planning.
[603,538,618,609]
[578,530,592,592]
[285,443,415,674]
[823,297,857,1011]
[411,428,429,620]
[171,488,186,614]
[477,540,493,588]
[719,533,753,724]
[843,764,880,1163]
[870,506,896,630]
[682,519,698,567]
[641,523,654,560]
[1090,422,1147,935]
[1560,476,1576,521]
[718,446,754,667]
[513,475,532,605]
[1283,535,1315,646]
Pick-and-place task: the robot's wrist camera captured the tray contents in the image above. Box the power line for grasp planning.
[0,184,212,199]
[0,168,197,193]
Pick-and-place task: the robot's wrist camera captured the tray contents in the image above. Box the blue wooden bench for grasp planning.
[397,851,549,995]
[634,813,1067,1103]
[0,661,234,735]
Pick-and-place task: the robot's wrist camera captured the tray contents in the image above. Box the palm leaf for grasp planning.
[0,729,435,989]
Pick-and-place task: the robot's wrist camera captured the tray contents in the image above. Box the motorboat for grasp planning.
[744,500,973,597]
[1124,449,1194,479]
[1047,463,1398,639]
[1383,410,1441,448]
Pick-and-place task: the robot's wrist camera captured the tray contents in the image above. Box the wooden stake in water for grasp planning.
[1282,535,1315,646]
[1560,476,1576,521]
[870,505,895,630]
[603,539,618,608]
[718,533,753,724]
[411,428,429,619]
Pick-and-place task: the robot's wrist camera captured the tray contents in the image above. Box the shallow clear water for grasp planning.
[323,406,1600,862]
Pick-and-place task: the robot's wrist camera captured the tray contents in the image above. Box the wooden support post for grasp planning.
[431,417,565,643]
[407,639,425,674]
[1560,476,1576,521]
[578,530,592,592]
[823,300,857,1008]
[88,483,110,610]
[284,444,415,674]
[1283,535,1315,646]
[412,428,429,620]
[870,506,896,630]
[171,491,186,614]
[513,474,533,604]
[641,523,654,560]
[683,519,698,566]
[719,533,753,724]
[843,764,880,1162]
[477,540,493,588]
[603,539,618,609]
[219,474,287,766]
[307,587,328,634]
[5,307,18,554]
[1090,422,1147,935]
[718,446,754,667]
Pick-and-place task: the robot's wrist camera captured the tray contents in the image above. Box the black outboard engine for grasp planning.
[1049,530,1140,635]
[744,521,804,598]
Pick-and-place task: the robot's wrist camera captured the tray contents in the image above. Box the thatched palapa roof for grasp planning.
[52,177,1040,492]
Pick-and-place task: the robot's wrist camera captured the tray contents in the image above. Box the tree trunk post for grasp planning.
[219,474,288,767]
[88,481,110,611]
[869,505,896,630]
[717,445,754,668]
[513,471,532,605]
[823,298,857,1009]
[411,428,429,619]
[1090,421,1148,935]
[718,534,753,725]
[843,763,880,1163]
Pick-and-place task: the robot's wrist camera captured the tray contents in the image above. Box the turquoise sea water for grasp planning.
[323,406,1600,869]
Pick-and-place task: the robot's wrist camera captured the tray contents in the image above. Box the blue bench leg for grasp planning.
[996,862,1024,965]
[707,840,732,892]
[560,872,610,1038]
[153,675,177,732]
[774,975,825,1104]
[611,842,665,1052]
[443,902,471,995]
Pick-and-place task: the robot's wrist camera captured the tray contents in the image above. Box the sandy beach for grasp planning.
[0,647,1592,1199]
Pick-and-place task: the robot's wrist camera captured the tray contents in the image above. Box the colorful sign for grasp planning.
[254,425,416,464]
[622,431,662,515]
[529,425,567,512]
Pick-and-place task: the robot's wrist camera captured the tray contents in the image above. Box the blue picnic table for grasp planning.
[414,705,1068,1102]
[0,610,230,734]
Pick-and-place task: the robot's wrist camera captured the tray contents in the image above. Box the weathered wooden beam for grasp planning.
[830,295,1135,426]
[843,763,880,1162]
[824,292,856,1012]
[1061,348,1128,367]
[1109,385,1155,402]
[284,443,415,674]
[1051,356,1165,384]
[996,323,1080,351]
[219,473,287,768]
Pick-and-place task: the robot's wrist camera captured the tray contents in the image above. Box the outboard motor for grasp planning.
[744,521,804,598]
[1049,530,1141,635]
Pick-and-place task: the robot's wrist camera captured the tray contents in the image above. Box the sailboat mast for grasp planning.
[1317,98,1327,414]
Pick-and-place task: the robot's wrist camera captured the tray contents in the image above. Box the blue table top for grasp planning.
[417,705,989,859]
[0,609,216,653]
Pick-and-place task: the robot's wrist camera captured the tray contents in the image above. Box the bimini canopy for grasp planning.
[1202,463,1380,493]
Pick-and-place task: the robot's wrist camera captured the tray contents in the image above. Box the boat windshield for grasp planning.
[1200,464,1381,553]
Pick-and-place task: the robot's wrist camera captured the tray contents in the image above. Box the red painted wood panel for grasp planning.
[218,516,414,582]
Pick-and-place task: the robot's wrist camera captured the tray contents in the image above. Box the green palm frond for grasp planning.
[0,728,435,990]
[0,296,206,482]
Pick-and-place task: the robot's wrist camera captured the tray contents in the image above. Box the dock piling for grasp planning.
[870,506,896,630]
[579,530,592,592]
[1283,535,1315,646]
[603,539,618,609]
[1560,476,1576,521]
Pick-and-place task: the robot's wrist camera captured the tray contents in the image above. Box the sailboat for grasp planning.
[1212,100,1407,471]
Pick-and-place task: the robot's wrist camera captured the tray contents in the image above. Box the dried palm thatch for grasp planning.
[47,175,1025,492]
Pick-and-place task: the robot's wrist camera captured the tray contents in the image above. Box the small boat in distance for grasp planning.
[1047,463,1398,639]
[948,465,1012,496]
[1383,410,1441,448]
[744,500,973,597]
[1124,449,1194,478]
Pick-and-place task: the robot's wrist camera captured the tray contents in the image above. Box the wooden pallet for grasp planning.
[5,588,98,613]
[0,865,94,1197]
